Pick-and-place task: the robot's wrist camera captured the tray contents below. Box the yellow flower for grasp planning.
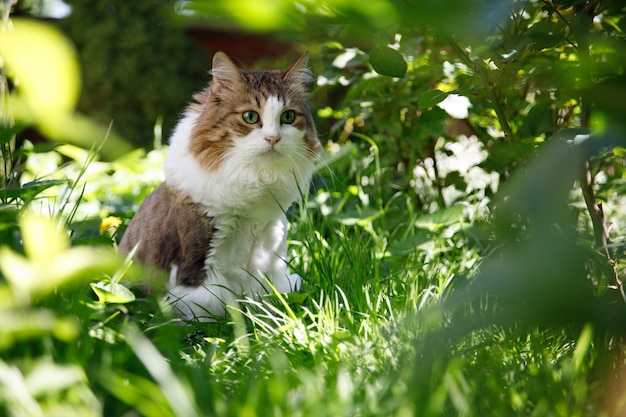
[100,216,122,236]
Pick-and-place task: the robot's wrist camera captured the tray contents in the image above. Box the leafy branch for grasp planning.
[441,31,525,161]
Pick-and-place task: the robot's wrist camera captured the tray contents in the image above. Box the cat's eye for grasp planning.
[242,110,260,124]
[280,110,296,124]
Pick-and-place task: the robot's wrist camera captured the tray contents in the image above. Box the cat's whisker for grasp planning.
[283,149,313,185]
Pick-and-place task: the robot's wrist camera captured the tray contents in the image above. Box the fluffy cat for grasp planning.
[119,52,320,320]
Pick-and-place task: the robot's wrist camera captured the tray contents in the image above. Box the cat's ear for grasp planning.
[283,53,313,84]
[211,52,244,87]
[283,53,314,96]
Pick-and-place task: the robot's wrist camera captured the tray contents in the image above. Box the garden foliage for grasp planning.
[58,0,209,151]
[2,0,626,416]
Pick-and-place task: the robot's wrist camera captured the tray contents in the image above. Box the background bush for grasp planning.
[58,0,209,149]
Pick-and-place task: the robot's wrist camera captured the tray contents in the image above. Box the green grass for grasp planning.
[0,143,624,417]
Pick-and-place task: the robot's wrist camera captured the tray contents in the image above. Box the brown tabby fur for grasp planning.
[119,183,212,287]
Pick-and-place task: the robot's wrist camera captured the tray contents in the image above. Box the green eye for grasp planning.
[242,110,260,124]
[280,110,296,124]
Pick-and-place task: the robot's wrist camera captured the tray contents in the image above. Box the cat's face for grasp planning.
[187,53,320,172]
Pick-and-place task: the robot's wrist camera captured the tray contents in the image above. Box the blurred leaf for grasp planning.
[20,211,69,262]
[98,369,177,417]
[0,123,23,145]
[0,19,79,120]
[584,76,626,121]
[456,233,596,326]
[91,281,136,304]
[369,46,407,78]
[495,141,583,228]
[1,180,68,202]
[124,325,202,417]
[25,361,86,397]
[418,89,449,109]
[333,207,381,226]
[388,232,435,256]
[0,359,44,416]
[0,212,121,303]
[0,310,79,348]
[0,18,132,159]
[528,31,562,50]
[518,100,553,138]
[282,291,309,304]
[572,323,593,373]
[0,358,100,417]
[415,205,464,231]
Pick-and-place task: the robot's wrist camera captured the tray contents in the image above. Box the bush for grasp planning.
[58,0,209,149]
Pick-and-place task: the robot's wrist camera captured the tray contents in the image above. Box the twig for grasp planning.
[580,160,608,249]
[580,160,626,302]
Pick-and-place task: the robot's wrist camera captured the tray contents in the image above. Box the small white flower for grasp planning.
[437,94,472,119]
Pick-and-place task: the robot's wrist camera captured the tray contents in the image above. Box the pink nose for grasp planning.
[265,135,280,145]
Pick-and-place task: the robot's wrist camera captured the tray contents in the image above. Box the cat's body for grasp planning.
[119,52,320,320]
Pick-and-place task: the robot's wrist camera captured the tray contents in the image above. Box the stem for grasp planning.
[0,1,16,198]
[580,160,608,249]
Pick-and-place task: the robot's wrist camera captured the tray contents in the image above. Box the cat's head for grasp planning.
[186,52,320,173]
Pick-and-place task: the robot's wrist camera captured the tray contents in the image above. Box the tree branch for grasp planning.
[580,159,609,249]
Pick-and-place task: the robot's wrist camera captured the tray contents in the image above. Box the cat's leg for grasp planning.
[165,264,233,321]
[250,215,302,294]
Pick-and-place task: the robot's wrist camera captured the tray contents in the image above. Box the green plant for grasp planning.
[58,0,210,150]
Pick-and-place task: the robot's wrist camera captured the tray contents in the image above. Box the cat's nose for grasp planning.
[265,135,281,146]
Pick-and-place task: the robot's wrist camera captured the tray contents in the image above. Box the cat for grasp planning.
[118,52,320,321]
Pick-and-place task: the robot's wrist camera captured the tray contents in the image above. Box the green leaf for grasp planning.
[0,124,24,145]
[98,369,177,417]
[0,212,123,302]
[111,242,141,284]
[529,31,562,50]
[333,207,381,226]
[25,361,86,397]
[572,323,593,373]
[0,309,79,347]
[0,19,79,125]
[1,180,67,202]
[388,232,435,256]
[418,89,449,109]
[90,281,136,304]
[369,46,407,78]
[123,325,202,417]
[20,211,69,262]
[415,204,465,231]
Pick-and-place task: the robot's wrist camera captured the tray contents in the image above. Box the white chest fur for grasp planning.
[167,212,300,320]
